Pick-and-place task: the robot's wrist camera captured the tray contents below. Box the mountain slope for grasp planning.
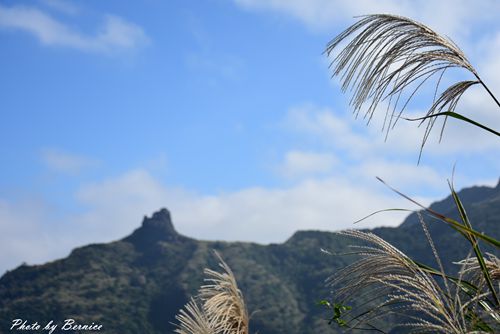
[1,182,499,333]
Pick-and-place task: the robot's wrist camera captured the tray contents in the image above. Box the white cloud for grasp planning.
[73,169,417,244]
[41,148,99,174]
[285,105,372,154]
[0,167,429,274]
[255,0,500,160]
[482,32,500,89]
[351,159,444,189]
[3,138,492,274]
[0,4,149,53]
[74,169,173,239]
[0,149,494,275]
[0,198,75,275]
[279,150,337,178]
[235,0,500,146]
[0,170,171,275]
[234,0,500,39]
[285,104,500,159]
[281,103,500,198]
[40,0,79,15]
[469,32,500,122]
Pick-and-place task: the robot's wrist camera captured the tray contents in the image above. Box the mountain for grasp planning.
[1,182,499,333]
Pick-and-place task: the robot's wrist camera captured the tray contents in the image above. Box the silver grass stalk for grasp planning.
[457,253,500,295]
[199,252,249,334]
[325,14,493,147]
[174,298,218,334]
[454,253,500,327]
[328,230,474,333]
[174,251,249,334]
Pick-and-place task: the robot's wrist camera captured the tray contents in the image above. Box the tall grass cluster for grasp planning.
[174,14,499,334]
[322,14,499,333]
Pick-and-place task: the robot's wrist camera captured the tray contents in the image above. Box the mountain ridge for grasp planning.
[1,182,499,333]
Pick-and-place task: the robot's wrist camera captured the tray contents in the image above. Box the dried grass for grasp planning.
[174,252,249,334]
[327,228,487,333]
[325,14,482,147]
[457,253,500,295]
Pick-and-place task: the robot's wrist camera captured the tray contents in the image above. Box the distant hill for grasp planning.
[1,181,499,333]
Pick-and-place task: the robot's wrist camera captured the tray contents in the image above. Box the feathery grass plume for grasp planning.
[455,253,500,331]
[325,14,499,151]
[199,252,249,334]
[174,251,249,334]
[327,229,482,333]
[174,297,218,334]
[457,253,500,293]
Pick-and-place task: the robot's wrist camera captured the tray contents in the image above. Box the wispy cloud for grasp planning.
[284,104,500,159]
[280,103,500,194]
[41,148,99,175]
[2,154,497,274]
[40,0,79,15]
[0,197,74,275]
[0,4,149,53]
[73,169,418,244]
[235,0,500,158]
[278,150,337,178]
[233,0,499,38]
[0,165,428,275]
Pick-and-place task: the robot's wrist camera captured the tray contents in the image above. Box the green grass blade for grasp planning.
[376,177,500,248]
[353,208,412,224]
[404,111,500,137]
[442,217,500,248]
[448,181,499,306]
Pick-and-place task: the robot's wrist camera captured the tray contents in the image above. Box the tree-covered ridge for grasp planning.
[0,182,499,334]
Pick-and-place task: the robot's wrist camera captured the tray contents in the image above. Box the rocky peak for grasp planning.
[124,208,182,247]
[142,208,176,234]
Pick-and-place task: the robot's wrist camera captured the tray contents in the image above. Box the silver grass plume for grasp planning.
[174,298,218,334]
[174,251,249,334]
[199,252,249,334]
[328,230,477,333]
[457,253,500,295]
[455,253,500,329]
[325,14,489,149]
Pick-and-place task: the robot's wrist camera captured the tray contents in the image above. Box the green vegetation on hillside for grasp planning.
[1,183,499,333]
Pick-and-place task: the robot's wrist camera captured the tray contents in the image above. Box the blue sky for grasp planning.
[1,0,499,274]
